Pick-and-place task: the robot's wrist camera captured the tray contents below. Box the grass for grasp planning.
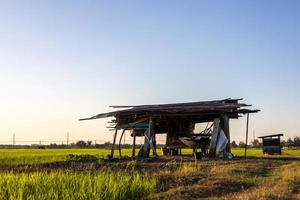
[224,161,300,199]
[0,148,299,199]
[175,148,300,157]
[0,149,126,166]
[232,148,300,156]
[0,171,156,200]
[149,159,300,200]
[0,148,299,166]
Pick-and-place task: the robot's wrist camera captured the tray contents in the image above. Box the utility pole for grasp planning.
[67,132,69,146]
[13,133,15,147]
[244,113,250,157]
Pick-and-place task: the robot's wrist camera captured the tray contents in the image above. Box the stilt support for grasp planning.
[139,118,157,157]
[118,129,125,157]
[221,115,231,153]
[110,129,118,158]
[132,132,136,157]
[208,118,221,158]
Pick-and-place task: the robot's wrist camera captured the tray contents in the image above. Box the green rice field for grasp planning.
[0,171,156,200]
[0,148,299,199]
[0,148,299,166]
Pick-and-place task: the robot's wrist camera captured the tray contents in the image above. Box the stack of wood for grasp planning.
[80,98,259,124]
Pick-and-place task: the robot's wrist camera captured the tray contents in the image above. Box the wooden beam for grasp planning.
[110,129,118,158]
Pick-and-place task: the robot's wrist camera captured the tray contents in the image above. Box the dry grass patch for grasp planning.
[149,159,294,200]
[224,161,300,200]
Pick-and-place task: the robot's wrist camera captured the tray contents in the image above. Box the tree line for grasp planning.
[1,137,299,149]
[231,136,300,148]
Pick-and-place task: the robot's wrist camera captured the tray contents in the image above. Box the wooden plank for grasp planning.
[109,98,236,108]
[258,133,283,138]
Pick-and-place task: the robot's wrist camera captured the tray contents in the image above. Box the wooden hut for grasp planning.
[258,134,283,155]
[80,98,259,158]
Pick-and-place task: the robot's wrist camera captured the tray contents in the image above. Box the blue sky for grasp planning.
[0,1,299,144]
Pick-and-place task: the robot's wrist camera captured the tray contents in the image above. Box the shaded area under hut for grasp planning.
[80,98,260,159]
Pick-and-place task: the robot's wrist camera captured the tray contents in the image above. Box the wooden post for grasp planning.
[142,118,153,157]
[208,118,221,158]
[152,132,157,156]
[140,118,158,157]
[132,132,136,157]
[118,129,125,157]
[221,115,231,153]
[245,113,250,157]
[165,119,171,148]
[110,129,118,158]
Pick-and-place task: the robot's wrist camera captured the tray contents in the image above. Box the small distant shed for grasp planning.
[258,134,283,155]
